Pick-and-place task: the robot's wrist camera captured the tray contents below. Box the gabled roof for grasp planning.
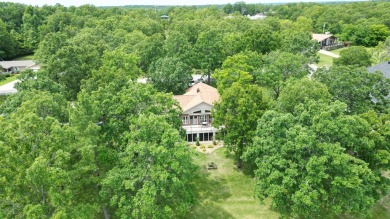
[367,61,390,78]
[0,60,36,69]
[312,33,335,42]
[173,82,220,112]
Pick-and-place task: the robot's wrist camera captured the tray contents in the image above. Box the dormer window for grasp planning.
[193,110,201,114]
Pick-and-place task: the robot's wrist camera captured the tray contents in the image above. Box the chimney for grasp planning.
[197,88,200,93]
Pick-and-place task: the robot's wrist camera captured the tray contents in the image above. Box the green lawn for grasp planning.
[330,47,347,56]
[181,147,279,219]
[182,147,390,219]
[13,54,34,60]
[317,53,334,67]
[0,74,18,86]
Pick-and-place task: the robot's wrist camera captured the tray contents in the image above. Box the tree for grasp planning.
[277,78,332,114]
[313,66,389,114]
[244,100,390,218]
[371,36,390,64]
[256,51,310,99]
[148,57,192,94]
[212,83,271,167]
[0,18,16,59]
[280,30,319,62]
[223,3,233,14]
[38,29,107,100]
[0,91,88,218]
[341,23,390,47]
[242,23,280,54]
[100,114,196,218]
[213,52,261,94]
[194,28,225,84]
[334,46,372,67]
[164,30,194,66]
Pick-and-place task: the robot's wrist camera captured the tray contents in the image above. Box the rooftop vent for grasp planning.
[197,88,200,93]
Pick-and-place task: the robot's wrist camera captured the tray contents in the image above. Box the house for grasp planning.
[367,61,390,79]
[247,13,267,20]
[312,32,341,50]
[0,60,38,74]
[173,82,220,142]
[368,61,390,101]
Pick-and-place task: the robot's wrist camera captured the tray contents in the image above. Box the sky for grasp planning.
[4,0,366,7]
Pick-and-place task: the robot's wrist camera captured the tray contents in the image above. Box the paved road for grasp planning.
[0,79,19,95]
[318,49,340,58]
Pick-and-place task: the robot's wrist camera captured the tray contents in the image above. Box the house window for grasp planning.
[199,133,204,141]
[205,110,211,113]
[200,115,207,123]
[193,110,201,114]
[182,116,188,125]
[190,116,198,125]
[187,133,197,142]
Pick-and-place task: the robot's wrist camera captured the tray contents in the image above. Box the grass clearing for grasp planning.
[317,53,334,67]
[13,54,34,60]
[0,74,18,86]
[182,147,390,219]
[181,147,279,219]
[330,47,347,56]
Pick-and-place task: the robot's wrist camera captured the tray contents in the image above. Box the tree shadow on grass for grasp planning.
[180,164,233,219]
[223,149,257,178]
[193,164,231,202]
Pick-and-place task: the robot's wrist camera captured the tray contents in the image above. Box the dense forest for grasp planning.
[0,1,389,218]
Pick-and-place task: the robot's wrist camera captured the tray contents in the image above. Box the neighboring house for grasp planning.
[173,82,220,142]
[312,32,341,50]
[247,13,267,20]
[367,61,390,79]
[0,60,38,74]
[368,61,390,101]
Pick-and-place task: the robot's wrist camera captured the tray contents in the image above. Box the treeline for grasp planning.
[0,1,389,218]
[1,1,390,60]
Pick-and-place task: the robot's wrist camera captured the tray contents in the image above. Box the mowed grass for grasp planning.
[181,147,279,219]
[0,74,18,86]
[182,147,390,219]
[330,47,347,56]
[13,54,35,60]
[317,53,334,67]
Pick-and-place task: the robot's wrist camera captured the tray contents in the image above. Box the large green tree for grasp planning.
[256,50,310,99]
[277,78,332,114]
[100,114,196,218]
[213,52,261,94]
[313,66,389,114]
[0,18,16,59]
[334,46,372,67]
[244,100,390,218]
[148,57,192,95]
[212,83,271,167]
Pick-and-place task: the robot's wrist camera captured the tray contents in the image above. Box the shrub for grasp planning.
[196,137,200,146]
[0,74,6,81]
[208,144,214,148]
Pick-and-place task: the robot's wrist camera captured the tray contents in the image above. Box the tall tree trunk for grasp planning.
[237,157,243,169]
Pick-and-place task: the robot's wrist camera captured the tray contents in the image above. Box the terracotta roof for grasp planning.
[173,82,220,112]
[312,33,334,42]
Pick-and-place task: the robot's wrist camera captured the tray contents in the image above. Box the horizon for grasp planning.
[4,0,368,7]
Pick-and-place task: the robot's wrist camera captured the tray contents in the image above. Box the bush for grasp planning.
[196,137,200,146]
[200,144,206,150]
[213,140,217,145]
[208,144,214,148]
[0,74,6,81]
